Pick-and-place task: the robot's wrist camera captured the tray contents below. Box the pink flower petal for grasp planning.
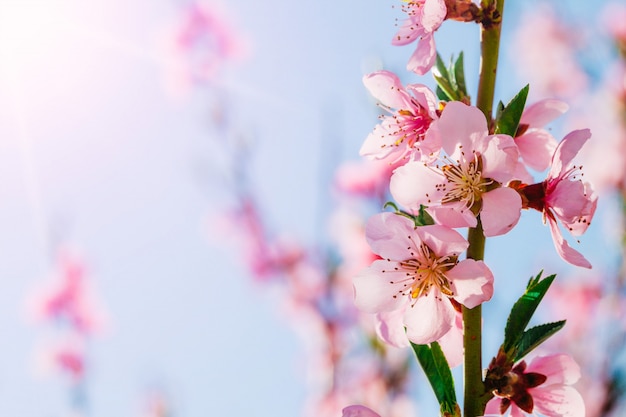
[479,134,519,183]
[407,34,437,75]
[548,179,592,226]
[359,121,403,160]
[363,70,413,111]
[513,160,534,184]
[448,259,494,308]
[342,405,382,417]
[364,213,416,259]
[480,187,522,237]
[405,83,439,119]
[437,312,464,368]
[547,216,592,268]
[532,385,585,417]
[516,129,559,171]
[433,101,489,156]
[415,225,469,258]
[392,16,424,46]
[428,203,478,229]
[390,161,445,211]
[353,261,407,313]
[520,99,569,128]
[375,309,410,348]
[404,291,454,344]
[484,398,502,416]
[549,129,591,179]
[526,354,581,386]
[421,0,447,32]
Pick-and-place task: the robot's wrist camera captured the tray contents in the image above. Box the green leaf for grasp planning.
[503,271,556,353]
[452,52,467,97]
[495,100,505,122]
[433,73,459,101]
[433,53,459,101]
[494,84,529,136]
[414,205,435,226]
[435,53,450,81]
[514,320,566,362]
[411,341,458,415]
[436,85,449,102]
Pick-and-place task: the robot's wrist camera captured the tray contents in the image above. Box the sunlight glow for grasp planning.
[0,2,71,79]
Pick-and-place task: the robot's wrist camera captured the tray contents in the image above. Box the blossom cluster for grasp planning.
[345,1,601,416]
[354,70,596,348]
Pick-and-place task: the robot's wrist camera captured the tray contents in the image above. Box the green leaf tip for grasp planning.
[494,84,530,136]
[499,271,564,363]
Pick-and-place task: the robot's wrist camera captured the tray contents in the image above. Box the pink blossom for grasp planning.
[166,1,247,91]
[219,198,309,282]
[511,5,588,101]
[54,345,84,380]
[516,129,597,268]
[29,252,105,334]
[353,212,493,344]
[485,354,584,417]
[390,101,522,237]
[334,158,396,200]
[35,338,86,381]
[515,99,567,179]
[342,405,382,417]
[361,70,440,164]
[602,2,626,46]
[575,63,626,193]
[392,0,447,75]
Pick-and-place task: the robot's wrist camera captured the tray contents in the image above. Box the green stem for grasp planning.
[476,0,505,127]
[463,221,486,417]
[463,0,504,416]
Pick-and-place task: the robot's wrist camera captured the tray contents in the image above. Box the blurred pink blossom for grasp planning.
[602,1,626,47]
[28,251,106,334]
[511,5,588,101]
[575,63,626,193]
[165,1,248,93]
[53,343,85,380]
[334,159,396,201]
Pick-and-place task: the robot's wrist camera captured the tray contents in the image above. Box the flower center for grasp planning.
[383,106,432,154]
[438,153,493,210]
[488,360,548,415]
[393,242,456,302]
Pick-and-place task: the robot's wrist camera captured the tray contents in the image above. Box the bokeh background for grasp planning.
[0,1,622,416]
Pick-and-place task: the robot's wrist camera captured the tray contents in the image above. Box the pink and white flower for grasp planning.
[392,0,447,75]
[485,354,585,417]
[361,70,440,164]
[353,212,493,345]
[514,99,567,181]
[516,129,597,268]
[390,101,522,237]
